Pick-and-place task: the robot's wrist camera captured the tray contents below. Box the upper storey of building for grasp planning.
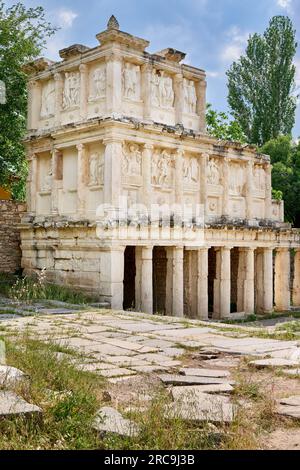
[25,16,206,135]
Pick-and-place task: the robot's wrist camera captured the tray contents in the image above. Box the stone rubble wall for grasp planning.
[0,200,26,273]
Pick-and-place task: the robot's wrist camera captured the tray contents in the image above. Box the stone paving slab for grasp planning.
[250,358,300,369]
[180,368,231,378]
[158,374,234,386]
[0,391,42,419]
[93,406,140,437]
[276,405,300,419]
[281,368,300,377]
[279,396,300,406]
[170,384,234,398]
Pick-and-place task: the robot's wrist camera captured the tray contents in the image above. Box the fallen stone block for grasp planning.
[93,406,140,437]
[249,358,300,369]
[0,365,29,388]
[279,396,300,407]
[180,368,230,378]
[281,368,300,377]
[0,391,42,419]
[276,405,300,420]
[170,384,234,399]
[158,374,234,386]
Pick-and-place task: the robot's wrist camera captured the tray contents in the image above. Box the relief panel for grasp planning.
[37,152,52,215]
[59,148,78,214]
[122,143,143,186]
[88,63,107,118]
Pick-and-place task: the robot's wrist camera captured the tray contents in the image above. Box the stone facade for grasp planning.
[21,16,300,318]
[0,200,26,273]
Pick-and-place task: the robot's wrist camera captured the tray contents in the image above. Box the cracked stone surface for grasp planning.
[0,391,42,418]
[93,406,140,437]
[0,365,28,387]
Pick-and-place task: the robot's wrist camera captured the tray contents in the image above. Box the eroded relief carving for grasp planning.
[40,81,55,118]
[183,157,199,184]
[41,163,52,192]
[229,163,245,195]
[89,152,104,186]
[90,66,106,100]
[63,72,80,109]
[122,143,142,177]
[207,159,220,185]
[123,63,139,101]
[253,166,266,191]
[183,79,197,114]
[151,71,174,108]
[152,149,173,187]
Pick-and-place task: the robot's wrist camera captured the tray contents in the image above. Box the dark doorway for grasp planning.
[123,246,136,310]
[153,247,167,315]
[231,247,239,313]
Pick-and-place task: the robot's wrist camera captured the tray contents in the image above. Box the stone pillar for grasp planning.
[142,144,153,209]
[51,149,63,216]
[166,247,184,317]
[275,248,291,311]
[27,80,42,130]
[222,160,230,218]
[196,79,207,133]
[103,139,122,215]
[246,161,254,221]
[54,73,63,127]
[100,248,125,310]
[77,144,87,217]
[237,248,255,314]
[200,153,209,218]
[265,164,272,219]
[197,248,209,319]
[141,246,153,314]
[213,247,231,319]
[106,53,122,116]
[174,74,184,125]
[256,248,274,314]
[293,249,300,307]
[141,64,152,121]
[27,153,37,215]
[135,247,142,311]
[79,64,88,120]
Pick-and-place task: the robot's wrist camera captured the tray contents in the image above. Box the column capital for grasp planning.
[174,73,183,83]
[143,143,154,151]
[79,63,88,73]
[276,247,290,253]
[141,63,152,73]
[54,72,63,82]
[76,143,85,152]
[103,137,123,145]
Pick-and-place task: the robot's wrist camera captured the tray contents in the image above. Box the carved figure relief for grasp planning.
[229,163,245,195]
[207,159,220,185]
[152,150,173,187]
[41,163,52,192]
[122,143,142,177]
[89,152,104,186]
[40,81,55,118]
[63,72,80,109]
[90,66,106,100]
[183,157,199,183]
[151,71,174,108]
[183,79,197,114]
[253,166,266,191]
[123,63,139,100]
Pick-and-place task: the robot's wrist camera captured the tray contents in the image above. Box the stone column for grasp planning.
[141,64,152,121]
[27,153,37,215]
[141,246,153,314]
[103,139,122,216]
[166,247,184,317]
[106,52,122,116]
[142,144,153,209]
[51,149,63,216]
[77,144,87,217]
[100,248,125,310]
[293,249,300,307]
[27,80,42,130]
[135,247,142,311]
[237,248,255,314]
[197,248,209,319]
[222,160,230,218]
[275,248,291,311]
[54,73,64,127]
[174,74,184,125]
[246,160,254,221]
[79,64,88,120]
[196,79,207,133]
[256,248,274,314]
[265,164,272,219]
[213,247,231,319]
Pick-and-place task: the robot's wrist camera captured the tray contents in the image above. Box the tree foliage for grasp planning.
[227,16,298,146]
[261,135,300,226]
[206,103,247,143]
[0,2,56,199]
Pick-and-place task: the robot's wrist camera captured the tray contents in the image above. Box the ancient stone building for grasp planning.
[21,16,300,319]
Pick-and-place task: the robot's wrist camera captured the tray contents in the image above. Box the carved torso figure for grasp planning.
[40,81,55,118]
[207,159,220,185]
[184,79,197,114]
[152,150,172,187]
[63,72,80,109]
[91,66,106,99]
[42,164,53,192]
[123,63,139,100]
[183,157,199,183]
[122,143,142,176]
[89,153,104,186]
[151,71,174,108]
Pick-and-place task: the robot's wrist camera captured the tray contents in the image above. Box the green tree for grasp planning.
[0,2,56,199]
[206,103,247,143]
[261,135,300,226]
[227,16,298,146]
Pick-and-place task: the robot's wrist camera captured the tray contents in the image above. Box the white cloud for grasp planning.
[56,8,78,28]
[220,26,250,64]
[277,0,292,11]
[206,71,221,78]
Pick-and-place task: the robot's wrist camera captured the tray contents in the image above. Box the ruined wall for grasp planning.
[0,200,26,273]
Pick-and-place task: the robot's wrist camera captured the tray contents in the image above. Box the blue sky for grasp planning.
[5,0,300,137]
